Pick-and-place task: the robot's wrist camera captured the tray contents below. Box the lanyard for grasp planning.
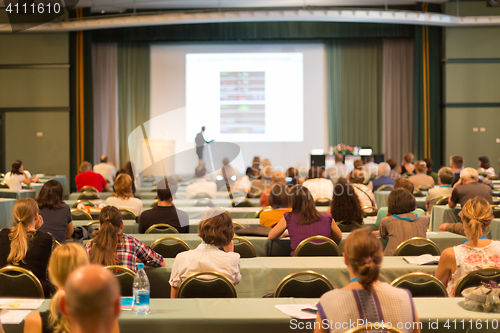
[441,185,452,188]
[350,277,359,283]
[461,236,487,244]
[392,214,420,222]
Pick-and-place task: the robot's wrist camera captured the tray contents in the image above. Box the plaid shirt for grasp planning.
[85,233,164,272]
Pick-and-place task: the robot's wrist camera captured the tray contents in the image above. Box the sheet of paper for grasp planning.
[0,310,31,324]
[275,304,317,320]
[0,299,44,310]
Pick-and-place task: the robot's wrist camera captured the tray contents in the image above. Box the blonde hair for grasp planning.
[114,173,133,199]
[460,197,493,245]
[344,228,383,293]
[8,198,38,265]
[48,243,89,333]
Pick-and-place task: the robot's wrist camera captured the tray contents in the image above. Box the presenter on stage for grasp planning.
[195,126,213,161]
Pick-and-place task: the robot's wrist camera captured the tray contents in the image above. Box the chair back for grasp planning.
[247,190,262,198]
[105,265,136,297]
[314,197,331,207]
[294,236,341,257]
[393,237,440,256]
[254,206,271,218]
[391,272,448,297]
[345,323,403,333]
[71,209,93,220]
[145,224,179,234]
[77,191,100,200]
[413,190,425,197]
[0,182,9,189]
[0,266,44,298]
[336,220,362,233]
[151,237,190,258]
[86,220,101,230]
[178,271,237,298]
[191,192,213,199]
[435,196,449,205]
[120,209,136,220]
[80,186,98,193]
[71,200,96,209]
[376,185,393,192]
[274,270,333,298]
[192,198,215,207]
[418,185,432,191]
[362,206,378,217]
[492,196,500,205]
[231,197,253,207]
[232,221,245,231]
[454,267,500,297]
[233,236,257,258]
[492,205,500,219]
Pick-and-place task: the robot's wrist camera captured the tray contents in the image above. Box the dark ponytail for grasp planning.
[89,206,122,266]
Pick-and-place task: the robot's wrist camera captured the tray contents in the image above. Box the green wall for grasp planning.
[443,2,500,174]
[0,33,70,183]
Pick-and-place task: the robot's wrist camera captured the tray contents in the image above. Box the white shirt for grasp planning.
[325,163,352,183]
[302,178,334,200]
[169,243,241,288]
[105,196,143,217]
[351,183,377,208]
[185,179,217,199]
[4,172,28,191]
[93,163,117,184]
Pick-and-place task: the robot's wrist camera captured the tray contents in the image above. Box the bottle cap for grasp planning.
[137,263,144,269]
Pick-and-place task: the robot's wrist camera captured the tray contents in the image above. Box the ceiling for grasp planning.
[74,0,449,12]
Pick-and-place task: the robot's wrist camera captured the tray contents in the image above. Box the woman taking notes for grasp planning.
[435,197,500,296]
[268,185,342,256]
[4,160,31,191]
[314,228,420,333]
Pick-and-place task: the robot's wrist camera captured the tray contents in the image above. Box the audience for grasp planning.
[477,156,495,177]
[23,243,96,333]
[259,184,291,228]
[93,155,117,185]
[139,178,189,233]
[425,167,453,213]
[4,160,31,191]
[408,160,435,190]
[259,171,286,207]
[232,168,256,195]
[363,156,378,180]
[368,162,394,191]
[348,170,377,208]
[105,174,142,217]
[387,159,401,180]
[245,156,261,180]
[169,209,241,298]
[61,265,120,333]
[302,167,334,200]
[398,153,416,175]
[448,168,493,209]
[86,206,165,272]
[328,180,364,232]
[375,178,425,228]
[325,153,350,183]
[379,188,429,256]
[0,198,53,297]
[250,166,273,196]
[435,197,500,297]
[450,155,464,186]
[75,161,109,193]
[115,161,136,194]
[185,166,217,199]
[268,185,342,256]
[424,158,438,185]
[36,180,73,244]
[314,228,420,333]
[215,157,241,191]
[286,167,299,187]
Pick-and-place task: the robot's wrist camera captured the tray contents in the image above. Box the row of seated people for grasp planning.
[5,196,498,333]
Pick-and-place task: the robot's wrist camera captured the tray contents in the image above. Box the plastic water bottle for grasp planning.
[133,263,150,314]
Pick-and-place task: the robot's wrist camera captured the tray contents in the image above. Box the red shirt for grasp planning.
[75,171,107,192]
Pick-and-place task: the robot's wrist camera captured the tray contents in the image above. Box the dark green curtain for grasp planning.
[327,40,383,153]
[413,3,443,169]
[92,22,413,43]
[117,43,151,167]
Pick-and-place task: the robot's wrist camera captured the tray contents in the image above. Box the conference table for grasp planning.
[0,198,16,229]
[68,190,240,201]
[80,231,465,258]
[0,189,36,200]
[374,191,427,210]
[4,297,496,333]
[38,175,69,197]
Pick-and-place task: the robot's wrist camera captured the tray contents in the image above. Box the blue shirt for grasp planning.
[371,176,395,191]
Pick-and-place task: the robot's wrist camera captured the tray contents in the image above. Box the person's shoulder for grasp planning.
[320,212,333,220]
[319,288,350,304]
[60,202,71,210]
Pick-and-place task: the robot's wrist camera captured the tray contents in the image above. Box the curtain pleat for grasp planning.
[92,43,120,167]
[382,39,414,165]
[117,43,151,168]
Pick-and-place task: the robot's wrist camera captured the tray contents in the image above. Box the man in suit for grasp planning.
[195,126,211,161]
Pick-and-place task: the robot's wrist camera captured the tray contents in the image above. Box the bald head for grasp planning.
[63,265,120,332]
[100,155,108,163]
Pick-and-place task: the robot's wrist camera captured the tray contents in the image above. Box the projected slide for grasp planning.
[186,53,303,142]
